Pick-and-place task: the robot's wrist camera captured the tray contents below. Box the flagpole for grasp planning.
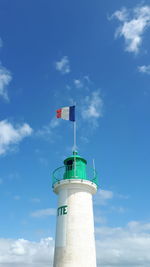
[74,121,76,151]
[73,103,76,177]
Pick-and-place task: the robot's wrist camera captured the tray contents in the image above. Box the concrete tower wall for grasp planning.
[53,179,97,267]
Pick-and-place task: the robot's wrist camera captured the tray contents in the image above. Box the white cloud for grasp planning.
[73,76,91,89]
[138,64,150,74]
[0,120,33,155]
[1,221,150,266]
[111,5,150,53]
[66,84,71,90]
[0,178,3,184]
[127,221,150,232]
[84,75,91,83]
[94,210,107,224]
[30,198,41,203]
[110,206,126,214]
[0,237,54,267]
[49,118,60,128]
[37,118,60,134]
[116,193,129,200]
[37,125,52,138]
[74,79,83,88]
[112,7,129,22]
[94,189,114,205]
[36,118,60,142]
[80,136,89,143]
[13,195,21,201]
[31,208,56,218]
[0,64,12,101]
[55,56,70,74]
[96,221,150,266]
[81,90,103,127]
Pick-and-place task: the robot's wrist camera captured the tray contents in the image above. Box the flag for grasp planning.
[56,106,75,121]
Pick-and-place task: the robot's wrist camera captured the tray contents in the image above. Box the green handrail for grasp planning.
[52,164,98,187]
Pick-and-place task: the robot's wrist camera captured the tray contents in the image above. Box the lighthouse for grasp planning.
[52,150,98,267]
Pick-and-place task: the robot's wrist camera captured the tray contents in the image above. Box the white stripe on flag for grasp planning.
[61,107,69,120]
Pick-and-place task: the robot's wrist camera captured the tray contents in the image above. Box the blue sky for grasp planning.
[1,0,150,266]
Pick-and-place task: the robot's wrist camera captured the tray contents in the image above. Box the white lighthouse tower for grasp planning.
[52,151,98,267]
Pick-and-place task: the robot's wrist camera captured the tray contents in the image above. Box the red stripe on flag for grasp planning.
[56,109,61,118]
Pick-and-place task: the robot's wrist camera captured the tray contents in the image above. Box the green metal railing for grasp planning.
[52,164,98,187]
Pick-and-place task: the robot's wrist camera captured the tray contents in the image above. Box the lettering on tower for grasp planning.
[57,205,68,216]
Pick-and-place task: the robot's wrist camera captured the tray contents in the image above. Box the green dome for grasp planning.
[63,151,87,180]
[64,151,87,165]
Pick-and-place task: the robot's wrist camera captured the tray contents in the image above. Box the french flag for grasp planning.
[56,106,75,122]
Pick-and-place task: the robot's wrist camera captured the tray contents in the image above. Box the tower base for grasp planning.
[53,179,97,267]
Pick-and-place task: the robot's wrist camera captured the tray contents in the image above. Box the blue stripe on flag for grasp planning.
[69,106,75,121]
